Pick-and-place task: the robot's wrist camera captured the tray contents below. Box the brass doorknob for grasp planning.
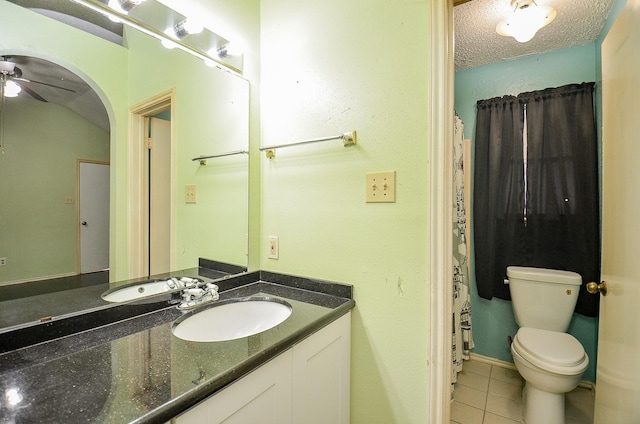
[586,281,608,296]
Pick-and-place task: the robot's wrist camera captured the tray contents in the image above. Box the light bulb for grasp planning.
[215,42,244,60]
[4,80,21,97]
[496,2,556,43]
[161,28,178,49]
[107,0,145,14]
[181,19,203,36]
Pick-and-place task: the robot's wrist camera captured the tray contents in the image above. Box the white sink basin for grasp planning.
[172,297,292,342]
[101,277,200,302]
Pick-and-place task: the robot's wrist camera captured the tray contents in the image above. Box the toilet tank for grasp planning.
[506,266,582,332]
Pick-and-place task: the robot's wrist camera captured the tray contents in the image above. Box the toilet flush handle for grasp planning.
[586,281,608,296]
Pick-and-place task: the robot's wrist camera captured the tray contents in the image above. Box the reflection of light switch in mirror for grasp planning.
[185,184,197,204]
[366,171,396,203]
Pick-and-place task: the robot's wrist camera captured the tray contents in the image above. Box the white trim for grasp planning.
[127,89,176,279]
[427,0,455,423]
[469,352,518,371]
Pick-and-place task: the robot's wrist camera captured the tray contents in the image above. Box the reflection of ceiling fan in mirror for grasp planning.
[0,55,109,139]
[0,56,76,102]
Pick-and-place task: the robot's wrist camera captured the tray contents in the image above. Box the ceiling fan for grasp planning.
[0,57,76,102]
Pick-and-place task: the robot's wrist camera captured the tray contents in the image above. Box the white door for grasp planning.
[595,0,640,421]
[79,161,110,273]
[148,117,171,275]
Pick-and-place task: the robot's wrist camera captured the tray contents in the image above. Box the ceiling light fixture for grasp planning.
[3,80,21,98]
[496,0,557,43]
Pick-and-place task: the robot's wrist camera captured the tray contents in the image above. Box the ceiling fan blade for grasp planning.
[17,83,48,102]
[13,77,76,93]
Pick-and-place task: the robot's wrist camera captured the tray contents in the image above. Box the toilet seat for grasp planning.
[512,327,588,375]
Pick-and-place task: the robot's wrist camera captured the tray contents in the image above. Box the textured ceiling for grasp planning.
[454,0,616,71]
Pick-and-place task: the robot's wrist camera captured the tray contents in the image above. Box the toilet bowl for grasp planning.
[511,327,589,424]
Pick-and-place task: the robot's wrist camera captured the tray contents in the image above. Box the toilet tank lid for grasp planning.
[506,266,582,286]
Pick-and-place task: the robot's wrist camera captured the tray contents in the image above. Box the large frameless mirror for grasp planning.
[0,0,250,331]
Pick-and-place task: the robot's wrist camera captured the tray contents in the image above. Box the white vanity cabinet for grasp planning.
[174,312,351,424]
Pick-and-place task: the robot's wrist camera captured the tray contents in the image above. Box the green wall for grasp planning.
[0,1,255,283]
[260,0,431,422]
[125,28,250,271]
[0,1,129,281]
[0,98,109,282]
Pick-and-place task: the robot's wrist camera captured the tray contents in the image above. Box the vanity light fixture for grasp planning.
[204,42,242,67]
[107,0,146,15]
[173,19,204,38]
[216,42,242,58]
[162,18,203,49]
[73,0,244,75]
[496,0,557,43]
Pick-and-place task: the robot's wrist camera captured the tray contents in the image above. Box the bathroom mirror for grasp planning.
[0,0,249,330]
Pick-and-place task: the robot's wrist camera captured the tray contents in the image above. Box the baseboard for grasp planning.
[469,352,517,370]
[468,352,596,393]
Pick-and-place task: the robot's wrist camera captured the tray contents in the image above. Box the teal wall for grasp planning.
[455,0,631,380]
[455,44,599,382]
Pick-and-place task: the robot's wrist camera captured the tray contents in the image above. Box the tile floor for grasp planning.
[451,357,595,424]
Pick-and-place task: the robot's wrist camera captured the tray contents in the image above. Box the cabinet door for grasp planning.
[292,312,351,424]
[176,350,293,424]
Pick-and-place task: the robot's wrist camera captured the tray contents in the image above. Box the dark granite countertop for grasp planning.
[0,258,245,333]
[0,271,354,424]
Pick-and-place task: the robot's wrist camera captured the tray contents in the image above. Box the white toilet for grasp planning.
[506,266,589,424]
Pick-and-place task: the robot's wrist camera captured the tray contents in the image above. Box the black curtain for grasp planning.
[474,95,525,301]
[473,83,600,317]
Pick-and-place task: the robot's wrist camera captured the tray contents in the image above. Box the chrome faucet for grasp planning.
[177,282,219,310]
[166,277,199,290]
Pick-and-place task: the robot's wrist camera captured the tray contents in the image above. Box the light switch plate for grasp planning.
[366,171,396,203]
[185,184,197,204]
[268,236,279,259]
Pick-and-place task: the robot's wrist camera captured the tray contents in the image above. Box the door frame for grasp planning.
[428,1,455,423]
[128,89,176,279]
[76,159,110,274]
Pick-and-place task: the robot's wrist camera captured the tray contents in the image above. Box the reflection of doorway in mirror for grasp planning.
[148,116,171,275]
[128,89,175,280]
[78,160,110,273]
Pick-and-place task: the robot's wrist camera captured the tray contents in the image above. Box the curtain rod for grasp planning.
[259,131,357,158]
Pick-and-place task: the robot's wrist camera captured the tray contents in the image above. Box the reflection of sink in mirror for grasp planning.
[172,297,292,342]
[101,277,201,303]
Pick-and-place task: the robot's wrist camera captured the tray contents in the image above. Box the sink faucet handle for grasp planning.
[185,288,205,298]
[205,283,219,292]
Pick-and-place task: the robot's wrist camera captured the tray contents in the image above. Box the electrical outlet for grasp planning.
[64,196,74,204]
[366,171,396,203]
[0,257,6,266]
[268,236,279,259]
[185,184,197,204]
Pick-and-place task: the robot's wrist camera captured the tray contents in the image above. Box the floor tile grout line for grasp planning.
[454,359,593,424]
